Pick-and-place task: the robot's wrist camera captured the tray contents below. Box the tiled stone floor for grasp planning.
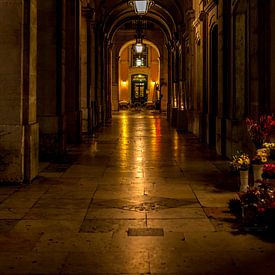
[0,111,275,274]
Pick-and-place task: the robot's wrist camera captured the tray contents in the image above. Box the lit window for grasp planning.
[136,58,142,66]
[132,44,148,67]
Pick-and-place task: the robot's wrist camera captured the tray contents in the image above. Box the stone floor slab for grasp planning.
[61,250,150,274]
[85,207,146,219]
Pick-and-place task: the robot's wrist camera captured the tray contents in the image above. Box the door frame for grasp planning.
[131,74,148,105]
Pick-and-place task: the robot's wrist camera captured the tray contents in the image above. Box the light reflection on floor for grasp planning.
[0,110,272,274]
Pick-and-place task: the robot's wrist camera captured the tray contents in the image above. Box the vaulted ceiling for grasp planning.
[89,0,192,42]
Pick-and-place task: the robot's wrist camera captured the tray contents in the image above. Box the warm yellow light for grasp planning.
[135,43,143,53]
[136,58,142,66]
[151,81,155,87]
[121,80,127,87]
[128,0,154,15]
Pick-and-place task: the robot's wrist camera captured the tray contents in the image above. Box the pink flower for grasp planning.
[246,115,275,148]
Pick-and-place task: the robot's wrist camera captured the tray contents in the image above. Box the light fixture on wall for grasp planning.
[128,0,154,16]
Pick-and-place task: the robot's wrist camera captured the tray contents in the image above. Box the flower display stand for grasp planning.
[230,183,275,232]
[252,164,263,186]
[265,178,275,187]
[239,170,249,192]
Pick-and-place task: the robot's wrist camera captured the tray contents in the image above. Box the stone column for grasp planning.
[171,42,179,126]
[160,45,168,113]
[96,26,103,126]
[89,19,97,131]
[101,37,109,124]
[184,9,195,132]
[65,0,81,143]
[0,0,38,183]
[80,7,88,133]
[166,41,174,124]
[192,9,204,138]
[106,41,113,120]
[271,0,275,112]
[225,0,252,157]
[111,53,119,112]
[215,0,227,156]
[37,0,66,159]
[177,34,188,132]
[80,6,94,134]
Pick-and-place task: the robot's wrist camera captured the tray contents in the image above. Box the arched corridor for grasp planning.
[0,0,274,183]
[0,0,275,272]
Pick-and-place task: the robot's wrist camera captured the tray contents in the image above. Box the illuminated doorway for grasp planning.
[131,74,148,105]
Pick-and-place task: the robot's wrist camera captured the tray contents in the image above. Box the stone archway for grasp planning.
[116,39,162,110]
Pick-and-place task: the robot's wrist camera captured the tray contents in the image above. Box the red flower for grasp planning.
[262,164,275,178]
[246,115,275,148]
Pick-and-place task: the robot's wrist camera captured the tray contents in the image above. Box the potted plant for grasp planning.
[263,142,275,162]
[262,164,275,186]
[251,148,269,184]
[246,115,275,149]
[229,184,275,229]
[230,152,251,192]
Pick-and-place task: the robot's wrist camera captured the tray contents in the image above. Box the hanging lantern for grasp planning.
[136,58,142,66]
[134,19,144,53]
[135,43,143,53]
[128,0,154,16]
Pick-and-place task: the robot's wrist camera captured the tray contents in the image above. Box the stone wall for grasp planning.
[271,0,275,112]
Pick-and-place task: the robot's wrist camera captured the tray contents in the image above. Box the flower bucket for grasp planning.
[252,164,263,185]
[265,178,275,187]
[239,170,249,192]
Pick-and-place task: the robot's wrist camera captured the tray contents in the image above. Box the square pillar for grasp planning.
[0,0,38,183]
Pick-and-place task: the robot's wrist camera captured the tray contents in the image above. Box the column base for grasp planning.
[0,123,39,183]
[171,107,178,127]
[177,110,188,132]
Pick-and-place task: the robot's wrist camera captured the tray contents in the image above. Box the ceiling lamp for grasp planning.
[128,0,154,16]
[134,19,144,53]
[135,43,143,53]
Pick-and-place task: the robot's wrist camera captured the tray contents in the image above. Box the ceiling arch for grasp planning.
[93,0,186,44]
[119,39,160,58]
[107,15,173,45]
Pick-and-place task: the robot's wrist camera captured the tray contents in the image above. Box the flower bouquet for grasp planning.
[251,148,269,165]
[230,152,251,192]
[229,184,275,228]
[263,142,275,160]
[251,148,269,183]
[229,152,250,172]
[246,115,275,149]
[262,164,275,179]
